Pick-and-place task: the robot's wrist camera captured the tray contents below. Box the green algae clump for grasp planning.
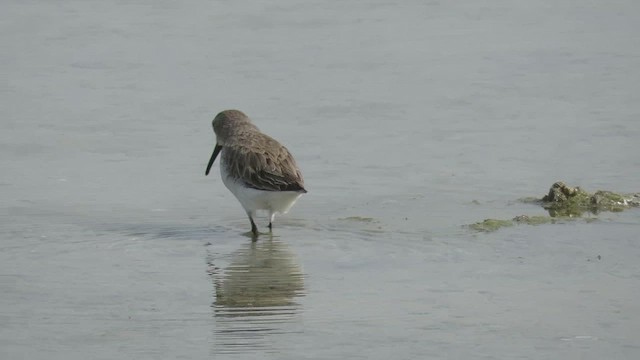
[469,219,514,232]
[541,181,637,216]
[512,215,557,226]
[541,182,592,217]
[467,181,638,233]
[470,215,563,232]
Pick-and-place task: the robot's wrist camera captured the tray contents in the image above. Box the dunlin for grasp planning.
[205,110,307,237]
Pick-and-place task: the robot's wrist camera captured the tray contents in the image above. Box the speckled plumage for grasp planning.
[205,110,306,237]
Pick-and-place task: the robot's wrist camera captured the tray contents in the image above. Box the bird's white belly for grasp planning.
[220,160,302,215]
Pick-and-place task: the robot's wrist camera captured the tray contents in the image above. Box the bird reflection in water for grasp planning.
[207,236,305,354]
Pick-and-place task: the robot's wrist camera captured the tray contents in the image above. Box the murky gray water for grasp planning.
[2,1,640,359]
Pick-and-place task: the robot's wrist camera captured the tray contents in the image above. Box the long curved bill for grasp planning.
[205,144,222,176]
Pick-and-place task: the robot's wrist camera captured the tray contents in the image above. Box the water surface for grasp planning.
[1,1,640,359]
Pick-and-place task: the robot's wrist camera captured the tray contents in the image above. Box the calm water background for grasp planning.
[2,1,639,359]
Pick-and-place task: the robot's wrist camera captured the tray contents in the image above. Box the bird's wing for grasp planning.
[222,136,306,192]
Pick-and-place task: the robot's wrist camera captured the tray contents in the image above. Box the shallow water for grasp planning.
[2,1,640,359]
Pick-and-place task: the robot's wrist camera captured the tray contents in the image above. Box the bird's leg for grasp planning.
[268,212,275,232]
[247,212,258,238]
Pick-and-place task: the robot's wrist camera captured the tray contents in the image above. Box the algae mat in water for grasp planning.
[469,181,639,232]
